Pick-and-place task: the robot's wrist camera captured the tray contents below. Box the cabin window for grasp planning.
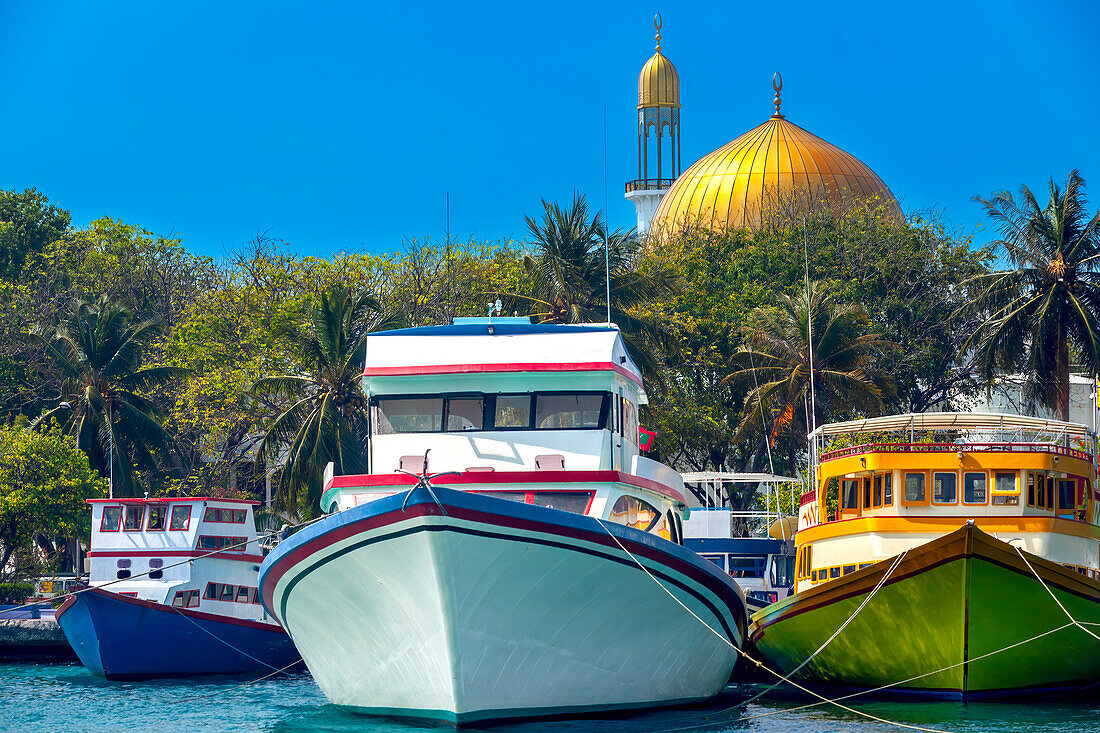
[536,394,605,429]
[873,476,883,508]
[219,584,236,601]
[859,562,874,570]
[728,556,765,578]
[445,397,484,431]
[203,508,247,523]
[1058,480,1077,516]
[472,490,527,503]
[1027,473,1037,507]
[236,586,251,603]
[1046,476,1056,511]
[123,505,144,531]
[843,564,857,575]
[829,567,841,579]
[883,474,893,506]
[841,480,859,510]
[198,535,245,551]
[147,505,167,531]
[903,472,927,505]
[101,506,122,532]
[811,569,819,582]
[701,554,724,570]
[493,395,532,428]
[933,473,957,504]
[203,583,218,600]
[532,491,591,514]
[620,398,638,445]
[373,397,445,433]
[170,505,191,530]
[992,472,1019,506]
[771,556,794,587]
[251,588,261,604]
[862,478,872,510]
[963,472,987,505]
[608,495,659,531]
[172,591,187,608]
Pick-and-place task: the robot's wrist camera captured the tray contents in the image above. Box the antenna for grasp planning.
[603,104,612,325]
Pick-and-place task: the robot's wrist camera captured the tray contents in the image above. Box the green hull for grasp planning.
[749,524,1100,698]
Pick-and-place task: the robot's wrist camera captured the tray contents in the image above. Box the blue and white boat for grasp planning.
[259,318,747,725]
[57,497,300,679]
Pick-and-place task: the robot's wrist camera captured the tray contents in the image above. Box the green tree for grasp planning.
[29,296,185,496]
[726,282,895,452]
[514,193,682,374]
[0,426,106,581]
[253,286,400,517]
[964,170,1100,420]
[0,188,70,278]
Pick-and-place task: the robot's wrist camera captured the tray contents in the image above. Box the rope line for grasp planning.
[1013,545,1100,643]
[2,514,326,617]
[592,519,952,733]
[163,602,285,672]
[167,657,304,705]
[743,548,908,705]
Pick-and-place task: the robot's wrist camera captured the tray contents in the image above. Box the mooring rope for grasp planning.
[592,518,953,733]
[167,657,305,705]
[1013,545,1100,643]
[742,548,909,705]
[1,513,327,617]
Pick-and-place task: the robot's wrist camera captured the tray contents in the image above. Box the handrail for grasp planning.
[820,442,1092,463]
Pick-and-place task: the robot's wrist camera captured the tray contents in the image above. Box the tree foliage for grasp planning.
[0,426,106,581]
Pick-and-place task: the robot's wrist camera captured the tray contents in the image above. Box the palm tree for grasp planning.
[725,282,894,446]
[511,193,682,374]
[253,286,400,517]
[30,296,185,497]
[963,171,1100,420]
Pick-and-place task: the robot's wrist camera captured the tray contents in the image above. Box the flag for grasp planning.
[638,427,656,452]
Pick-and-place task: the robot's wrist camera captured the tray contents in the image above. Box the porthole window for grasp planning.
[608,495,659,532]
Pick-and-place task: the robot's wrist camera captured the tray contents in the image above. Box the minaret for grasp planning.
[625,14,681,237]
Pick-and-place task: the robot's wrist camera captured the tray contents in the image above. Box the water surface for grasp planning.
[2,663,1099,733]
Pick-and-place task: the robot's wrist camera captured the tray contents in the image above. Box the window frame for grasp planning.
[991,471,1020,506]
[122,505,145,532]
[100,506,123,532]
[872,475,883,508]
[1057,478,1078,516]
[962,471,989,506]
[197,535,246,552]
[169,505,191,531]
[146,504,168,532]
[1026,471,1038,508]
[840,479,860,511]
[371,391,612,434]
[932,471,959,506]
[901,471,930,507]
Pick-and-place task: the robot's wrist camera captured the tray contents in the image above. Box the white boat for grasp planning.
[57,497,298,679]
[258,318,747,724]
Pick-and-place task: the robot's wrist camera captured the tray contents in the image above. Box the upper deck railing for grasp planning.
[821,441,1092,463]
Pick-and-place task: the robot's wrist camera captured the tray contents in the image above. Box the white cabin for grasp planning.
[87,497,275,623]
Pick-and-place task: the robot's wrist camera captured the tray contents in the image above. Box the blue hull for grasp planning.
[56,588,301,680]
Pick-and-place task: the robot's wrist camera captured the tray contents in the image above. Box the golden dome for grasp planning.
[650,76,900,234]
[638,14,679,109]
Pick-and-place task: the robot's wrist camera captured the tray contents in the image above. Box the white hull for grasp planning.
[262,492,744,723]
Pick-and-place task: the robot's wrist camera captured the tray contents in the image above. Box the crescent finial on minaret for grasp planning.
[772,72,784,118]
[654,12,662,52]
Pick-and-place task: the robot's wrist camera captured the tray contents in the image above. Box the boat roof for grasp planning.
[682,472,801,484]
[86,497,260,505]
[364,319,644,389]
[809,412,1096,439]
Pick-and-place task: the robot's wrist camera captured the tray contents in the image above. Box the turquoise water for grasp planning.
[3,664,1100,732]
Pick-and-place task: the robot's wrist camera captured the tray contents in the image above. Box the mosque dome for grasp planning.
[638,15,679,108]
[649,74,900,235]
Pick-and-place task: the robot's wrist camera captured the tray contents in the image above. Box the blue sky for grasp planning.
[1,1,1097,258]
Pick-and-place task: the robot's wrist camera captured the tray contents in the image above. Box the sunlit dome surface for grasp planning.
[650,76,901,234]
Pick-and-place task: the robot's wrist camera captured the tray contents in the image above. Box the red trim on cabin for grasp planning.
[64,587,287,632]
[324,469,685,504]
[363,361,644,388]
[86,549,264,563]
[87,497,260,505]
[800,491,816,507]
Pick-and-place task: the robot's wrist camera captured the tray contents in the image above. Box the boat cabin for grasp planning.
[322,318,688,543]
[86,497,274,622]
[794,413,1100,594]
